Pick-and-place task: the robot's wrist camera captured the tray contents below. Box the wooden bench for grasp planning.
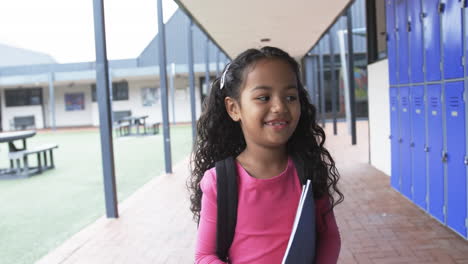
[12,115,35,131]
[146,122,160,135]
[113,110,132,137]
[8,144,58,177]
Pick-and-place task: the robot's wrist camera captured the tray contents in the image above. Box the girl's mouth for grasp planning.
[264,120,289,129]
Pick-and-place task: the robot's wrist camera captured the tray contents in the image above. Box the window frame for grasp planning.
[5,87,43,107]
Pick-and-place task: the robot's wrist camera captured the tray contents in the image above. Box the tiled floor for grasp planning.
[37,121,468,264]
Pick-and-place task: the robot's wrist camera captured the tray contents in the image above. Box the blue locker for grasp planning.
[411,85,427,209]
[390,87,401,190]
[442,0,464,79]
[423,1,442,81]
[427,84,445,222]
[396,0,409,84]
[445,81,467,237]
[409,0,424,83]
[465,2,468,77]
[387,0,398,85]
[399,86,412,199]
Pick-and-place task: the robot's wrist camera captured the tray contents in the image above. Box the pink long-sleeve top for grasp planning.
[195,157,341,264]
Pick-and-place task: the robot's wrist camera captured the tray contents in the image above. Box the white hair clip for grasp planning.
[220,63,231,90]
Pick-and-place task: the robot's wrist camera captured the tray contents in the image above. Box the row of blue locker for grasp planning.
[386,0,468,84]
[390,81,467,238]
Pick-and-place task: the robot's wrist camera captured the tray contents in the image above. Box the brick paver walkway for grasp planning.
[37,121,468,264]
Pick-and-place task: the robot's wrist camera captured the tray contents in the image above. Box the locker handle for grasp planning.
[398,138,403,143]
[407,21,412,32]
[419,12,427,21]
[424,146,430,152]
[410,142,415,147]
[442,151,448,163]
[464,156,468,165]
[438,2,446,13]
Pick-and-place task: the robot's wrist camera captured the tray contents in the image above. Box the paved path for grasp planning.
[37,121,468,264]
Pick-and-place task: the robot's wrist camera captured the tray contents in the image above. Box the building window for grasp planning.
[5,88,43,107]
[91,81,129,102]
[141,87,159,107]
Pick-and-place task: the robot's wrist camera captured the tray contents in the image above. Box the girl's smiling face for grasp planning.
[225,58,301,149]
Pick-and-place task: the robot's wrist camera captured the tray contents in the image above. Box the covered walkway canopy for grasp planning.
[174,0,353,58]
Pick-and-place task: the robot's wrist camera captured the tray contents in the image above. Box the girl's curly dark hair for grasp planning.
[188,46,343,223]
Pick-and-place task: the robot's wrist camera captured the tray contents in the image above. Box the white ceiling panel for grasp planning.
[175,0,352,58]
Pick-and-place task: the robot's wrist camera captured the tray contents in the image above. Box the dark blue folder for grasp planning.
[282,180,316,264]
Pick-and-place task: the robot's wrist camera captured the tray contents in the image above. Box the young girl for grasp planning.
[189,46,343,264]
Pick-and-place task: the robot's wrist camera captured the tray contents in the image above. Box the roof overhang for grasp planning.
[175,0,353,59]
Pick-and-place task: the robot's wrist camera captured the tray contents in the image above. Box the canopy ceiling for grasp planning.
[174,0,353,59]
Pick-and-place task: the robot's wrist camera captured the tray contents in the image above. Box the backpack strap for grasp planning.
[215,156,238,262]
[291,154,307,185]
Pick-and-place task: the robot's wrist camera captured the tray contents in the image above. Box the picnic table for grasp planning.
[0,130,36,153]
[0,130,58,178]
[118,115,148,135]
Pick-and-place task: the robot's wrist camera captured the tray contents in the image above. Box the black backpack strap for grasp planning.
[291,154,307,185]
[215,156,238,262]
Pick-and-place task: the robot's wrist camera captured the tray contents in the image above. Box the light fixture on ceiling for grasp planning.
[260,38,271,43]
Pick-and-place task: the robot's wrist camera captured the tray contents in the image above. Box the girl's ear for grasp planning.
[224,96,240,122]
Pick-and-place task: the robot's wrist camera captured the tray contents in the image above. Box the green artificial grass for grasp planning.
[0,125,193,264]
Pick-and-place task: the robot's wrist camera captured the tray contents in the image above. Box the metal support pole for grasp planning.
[108,68,113,124]
[157,0,172,173]
[347,8,357,145]
[305,56,314,104]
[92,0,118,218]
[318,41,326,128]
[216,49,220,77]
[329,32,338,135]
[313,55,319,109]
[170,63,176,125]
[188,20,197,143]
[205,37,210,94]
[338,30,352,133]
[48,72,56,131]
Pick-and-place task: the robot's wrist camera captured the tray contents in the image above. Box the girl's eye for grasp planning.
[256,96,270,101]
[286,95,297,102]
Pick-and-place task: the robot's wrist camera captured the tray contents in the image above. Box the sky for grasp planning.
[0,0,179,63]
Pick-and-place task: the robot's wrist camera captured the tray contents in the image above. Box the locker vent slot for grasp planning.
[414,96,423,107]
[430,97,439,108]
[401,97,409,107]
[449,96,459,108]
[391,96,397,106]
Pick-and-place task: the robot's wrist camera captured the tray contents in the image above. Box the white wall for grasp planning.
[92,77,202,126]
[1,75,205,130]
[54,84,93,127]
[368,59,391,176]
[2,104,44,130]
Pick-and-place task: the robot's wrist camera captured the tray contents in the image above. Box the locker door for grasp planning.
[387,0,398,85]
[411,85,427,209]
[396,0,409,84]
[390,87,401,190]
[442,0,464,79]
[400,86,412,199]
[423,1,442,81]
[445,81,467,237]
[409,0,424,83]
[428,84,445,222]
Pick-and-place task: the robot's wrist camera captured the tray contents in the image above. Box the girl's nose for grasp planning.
[271,98,287,113]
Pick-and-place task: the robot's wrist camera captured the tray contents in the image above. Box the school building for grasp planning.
[0,10,229,131]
